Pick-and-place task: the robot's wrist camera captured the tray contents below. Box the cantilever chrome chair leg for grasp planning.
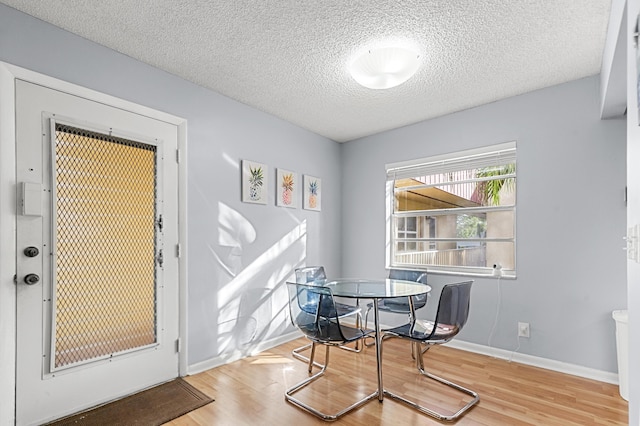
[285,345,378,421]
[292,339,363,371]
[381,336,479,422]
[292,342,325,370]
[409,341,430,360]
[307,342,317,373]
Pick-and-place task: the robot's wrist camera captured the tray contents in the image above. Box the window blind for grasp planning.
[386,141,516,180]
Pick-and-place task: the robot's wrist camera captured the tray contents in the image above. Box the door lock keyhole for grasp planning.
[24,246,39,257]
[23,274,40,285]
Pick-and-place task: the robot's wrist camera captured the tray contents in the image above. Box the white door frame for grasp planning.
[0,61,188,425]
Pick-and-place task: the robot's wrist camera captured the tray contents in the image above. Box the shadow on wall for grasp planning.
[212,202,307,363]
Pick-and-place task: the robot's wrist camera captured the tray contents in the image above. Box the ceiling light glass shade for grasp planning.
[350,47,420,90]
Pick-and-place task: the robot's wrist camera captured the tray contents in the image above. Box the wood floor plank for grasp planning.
[167,338,628,425]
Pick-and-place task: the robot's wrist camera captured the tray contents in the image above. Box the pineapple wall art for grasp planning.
[303,175,321,211]
[276,169,298,208]
[242,160,268,204]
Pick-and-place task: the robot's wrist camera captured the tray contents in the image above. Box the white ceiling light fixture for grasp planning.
[350,47,421,90]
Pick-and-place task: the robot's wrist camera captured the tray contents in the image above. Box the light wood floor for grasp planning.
[168,337,628,425]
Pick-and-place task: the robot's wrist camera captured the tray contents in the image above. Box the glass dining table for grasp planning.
[324,278,432,402]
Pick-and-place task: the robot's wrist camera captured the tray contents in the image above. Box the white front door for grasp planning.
[15,80,180,425]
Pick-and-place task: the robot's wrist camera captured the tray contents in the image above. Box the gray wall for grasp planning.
[0,3,627,374]
[0,4,342,366]
[341,76,627,372]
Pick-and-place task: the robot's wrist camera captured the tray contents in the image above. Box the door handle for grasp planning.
[23,274,40,285]
[24,246,40,257]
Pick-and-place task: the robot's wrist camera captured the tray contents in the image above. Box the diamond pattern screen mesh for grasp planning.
[53,123,158,369]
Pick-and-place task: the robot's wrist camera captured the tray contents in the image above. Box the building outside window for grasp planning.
[396,216,418,251]
[385,142,516,277]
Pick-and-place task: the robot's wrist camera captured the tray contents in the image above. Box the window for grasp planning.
[385,142,516,277]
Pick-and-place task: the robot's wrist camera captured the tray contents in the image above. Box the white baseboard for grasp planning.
[187,330,619,386]
[187,331,302,375]
[447,339,619,385]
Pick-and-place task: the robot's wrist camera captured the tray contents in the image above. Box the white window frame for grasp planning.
[385,141,516,278]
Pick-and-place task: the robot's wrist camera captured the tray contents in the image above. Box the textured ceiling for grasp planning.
[0,1,612,142]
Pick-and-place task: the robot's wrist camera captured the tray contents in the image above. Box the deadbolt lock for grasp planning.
[24,246,39,257]
[24,274,40,285]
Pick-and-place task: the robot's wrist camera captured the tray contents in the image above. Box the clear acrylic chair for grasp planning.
[291,266,362,368]
[382,280,479,422]
[285,281,376,420]
[363,269,428,347]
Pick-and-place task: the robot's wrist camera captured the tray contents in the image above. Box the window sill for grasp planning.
[400,267,516,280]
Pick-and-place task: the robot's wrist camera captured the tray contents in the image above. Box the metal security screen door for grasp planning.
[51,123,159,371]
[15,80,180,426]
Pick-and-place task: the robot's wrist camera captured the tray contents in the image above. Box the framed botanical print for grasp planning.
[242,160,267,204]
[276,168,297,208]
[303,175,321,211]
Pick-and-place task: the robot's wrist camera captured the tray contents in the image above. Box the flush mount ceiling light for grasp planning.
[349,47,420,90]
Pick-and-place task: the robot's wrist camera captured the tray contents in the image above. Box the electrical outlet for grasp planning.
[518,322,530,338]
